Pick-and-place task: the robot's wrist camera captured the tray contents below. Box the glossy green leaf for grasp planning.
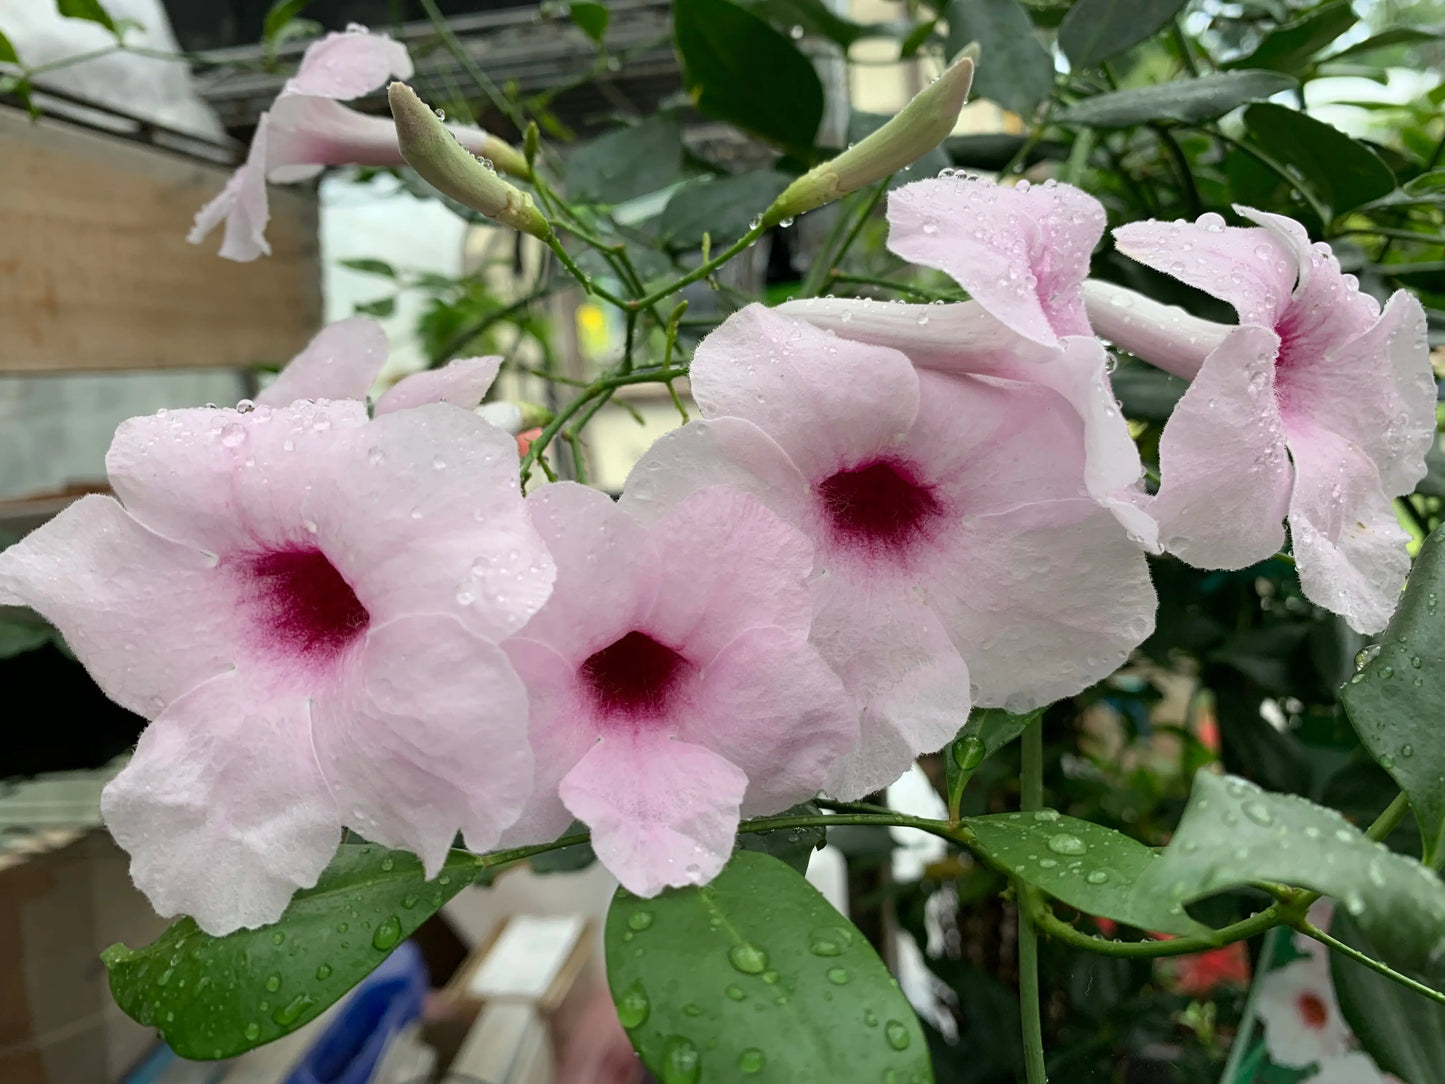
[965,812,1207,936]
[339,257,397,278]
[945,708,1039,813]
[605,850,932,1083]
[1057,0,1188,69]
[565,114,686,204]
[1223,0,1358,73]
[1056,71,1297,128]
[659,171,792,249]
[354,296,396,317]
[103,844,480,1060]
[1111,361,1188,423]
[1243,103,1397,216]
[1342,525,1445,865]
[1331,909,1445,1084]
[738,0,876,49]
[944,0,1054,118]
[569,1,610,44]
[262,0,313,44]
[1327,25,1445,63]
[0,29,18,65]
[1141,772,1445,972]
[674,0,825,154]
[899,18,938,59]
[1405,169,1445,197]
[57,0,120,34]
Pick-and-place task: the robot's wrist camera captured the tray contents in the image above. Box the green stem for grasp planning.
[1296,920,1445,1006]
[828,271,960,302]
[1029,899,1289,959]
[1218,928,1282,1084]
[1154,124,1202,218]
[1018,721,1049,1084]
[631,223,768,311]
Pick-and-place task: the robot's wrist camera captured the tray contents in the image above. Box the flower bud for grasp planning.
[761,47,977,227]
[388,82,551,240]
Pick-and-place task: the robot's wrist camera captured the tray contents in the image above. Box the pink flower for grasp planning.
[623,304,1156,798]
[190,26,503,262]
[1093,208,1435,633]
[498,482,856,896]
[1308,1054,1393,1084]
[0,399,554,934]
[257,315,502,415]
[1256,950,1350,1068]
[779,175,1158,549]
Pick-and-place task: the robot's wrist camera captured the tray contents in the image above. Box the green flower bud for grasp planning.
[388,82,551,240]
[761,47,977,227]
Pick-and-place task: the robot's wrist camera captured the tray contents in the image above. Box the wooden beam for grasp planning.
[0,106,321,373]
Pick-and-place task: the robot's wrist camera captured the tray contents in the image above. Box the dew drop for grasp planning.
[885,1020,912,1051]
[728,943,769,974]
[371,915,402,951]
[662,1036,701,1084]
[827,967,850,985]
[273,993,314,1026]
[726,984,746,1001]
[739,1047,766,1074]
[1047,833,1087,856]
[808,926,854,957]
[244,1022,261,1041]
[1086,870,1110,885]
[952,736,987,772]
[616,980,650,1029]
[628,910,654,932]
[315,964,332,981]
[1241,800,1274,827]
[264,973,281,993]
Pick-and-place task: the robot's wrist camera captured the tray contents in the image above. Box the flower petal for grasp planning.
[311,614,532,870]
[100,670,340,935]
[887,177,1105,345]
[0,495,235,717]
[375,356,501,415]
[620,416,813,530]
[688,304,920,482]
[1112,217,1296,328]
[1280,290,1434,498]
[256,316,389,408]
[282,28,413,101]
[189,112,273,261]
[1288,421,1411,634]
[1080,279,1231,381]
[559,734,748,897]
[927,498,1156,712]
[678,625,856,816]
[810,580,970,800]
[643,487,816,661]
[1254,955,1350,1068]
[1151,325,1293,569]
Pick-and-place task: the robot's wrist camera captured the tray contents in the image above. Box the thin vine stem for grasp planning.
[1296,920,1445,1007]
[1018,721,1049,1084]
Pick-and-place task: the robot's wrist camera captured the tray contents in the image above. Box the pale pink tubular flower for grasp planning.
[0,399,554,934]
[499,482,856,896]
[1255,949,1351,1068]
[257,315,502,414]
[622,305,1156,799]
[1094,208,1435,633]
[190,26,503,262]
[780,175,1158,549]
[1307,1054,1395,1084]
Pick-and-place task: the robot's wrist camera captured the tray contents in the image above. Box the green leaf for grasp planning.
[569,1,610,44]
[56,0,119,35]
[1111,360,1187,423]
[103,844,479,1060]
[1141,771,1445,973]
[1057,0,1189,70]
[605,850,932,1082]
[565,114,686,204]
[263,0,314,44]
[354,296,396,317]
[659,171,792,249]
[1327,25,1445,63]
[737,802,826,875]
[965,812,1207,936]
[339,257,398,278]
[674,0,825,154]
[1055,70,1297,128]
[944,0,1054,118]
[945,708,1039,814]
[1223,0,1358,73]
[1331,909,1445,1084]
[899,18,938,59]
[1243,103,1396,216]
[0,611,59,658]
[738,0,875,49]
[1405,169,1445,197]
[1342,525,1445,865]
[0,29,19,65]
[529,823,597,874]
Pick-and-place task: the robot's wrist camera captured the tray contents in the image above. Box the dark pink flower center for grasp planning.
[581,631,692,721]
[247,549,369,663]
[1296,992,1328,1030]
[816,458,943,556]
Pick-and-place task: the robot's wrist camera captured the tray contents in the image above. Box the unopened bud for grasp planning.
[761,47,976,227]
[389,82,551,240]
[523,121,541,172]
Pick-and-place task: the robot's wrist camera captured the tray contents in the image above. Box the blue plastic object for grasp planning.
[283,939,428,1084]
